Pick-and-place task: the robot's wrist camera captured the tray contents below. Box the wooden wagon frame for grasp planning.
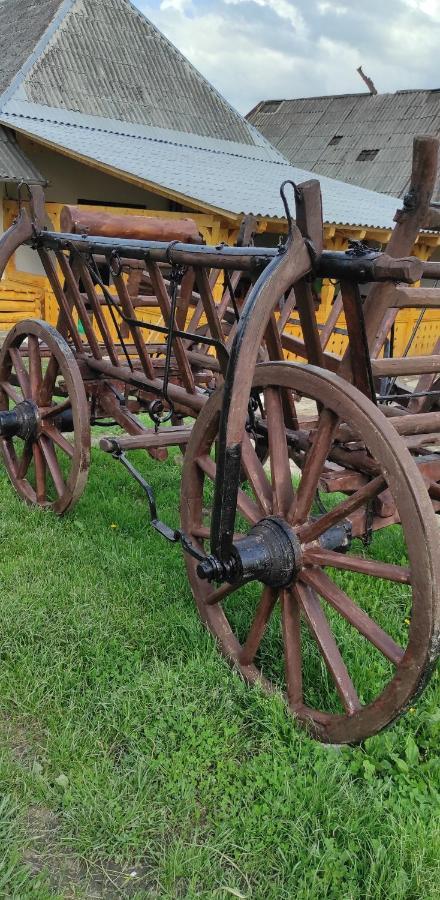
[0,136,439,744]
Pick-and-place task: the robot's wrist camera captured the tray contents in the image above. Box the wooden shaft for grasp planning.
[100,427,192,453]
[83,356,206,413]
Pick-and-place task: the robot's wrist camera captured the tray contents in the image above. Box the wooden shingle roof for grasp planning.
[247,90,440,203]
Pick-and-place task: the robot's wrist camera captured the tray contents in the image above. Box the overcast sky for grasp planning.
[137,0,440,114]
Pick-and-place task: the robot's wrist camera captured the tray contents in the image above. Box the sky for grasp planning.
[137,0,440,114]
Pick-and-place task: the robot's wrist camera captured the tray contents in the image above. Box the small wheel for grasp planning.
[0,320,90,514]
[181,362,440,744]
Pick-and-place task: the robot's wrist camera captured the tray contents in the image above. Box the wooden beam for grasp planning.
[371,355,440,376]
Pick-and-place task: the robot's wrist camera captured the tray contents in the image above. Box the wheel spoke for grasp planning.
[0,380,22,405]
[43,424,75,459]
[303,547,411,585]
[41,399,72,420]
[206,581,244,606]
[39,355,60,406]
[301,568,404,666]
[38,436,66,498]
[290,408,338,524]
[9,348,31,399]
[197,454,261,524]
[298,475,386,543]
[241,432,272,516]
[295,582,361,715]
[281,588,303,707]
[16,441,33,479]
[240,586,278,666]
[32,442,47,502]
[28,335,42,400]
[264,386,295,516]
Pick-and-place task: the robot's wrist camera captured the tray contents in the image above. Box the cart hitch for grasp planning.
[111,449,351,588]
[111,448,225,570]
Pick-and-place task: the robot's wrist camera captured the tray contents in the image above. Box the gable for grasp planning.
[17,0,256,145]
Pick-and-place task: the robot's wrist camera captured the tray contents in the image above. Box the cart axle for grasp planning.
[0,400,38,441]
[197,516,351,587]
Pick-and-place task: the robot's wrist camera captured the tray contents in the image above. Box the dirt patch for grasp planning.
[23,807,155,898]
[1,719,155,897]
[0,715,46,765]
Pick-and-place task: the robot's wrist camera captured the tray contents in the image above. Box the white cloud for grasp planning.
[138,0,440,113]
[224,0,308,34]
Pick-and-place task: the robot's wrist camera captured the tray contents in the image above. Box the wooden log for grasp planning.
[60,207,203,244]
[423,261,440,279]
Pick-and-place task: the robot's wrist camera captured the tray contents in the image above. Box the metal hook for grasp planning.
[17,180,32,212]
[109,249,122,278]
[166,239,181,265]
[280,180,300,235]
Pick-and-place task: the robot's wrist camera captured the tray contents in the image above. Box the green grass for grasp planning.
[0,449,439,898]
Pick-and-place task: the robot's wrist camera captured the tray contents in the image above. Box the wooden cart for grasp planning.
[0,137,439,744]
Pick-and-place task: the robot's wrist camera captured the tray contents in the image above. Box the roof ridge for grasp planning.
[252,87,440,108]
[0,0,76,111]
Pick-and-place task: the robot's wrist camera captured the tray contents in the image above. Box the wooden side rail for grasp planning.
[371,355,440,376]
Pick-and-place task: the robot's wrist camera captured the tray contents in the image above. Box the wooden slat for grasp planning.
[391,286,440,309]
[372,355,440,377]
[147,262,196,393]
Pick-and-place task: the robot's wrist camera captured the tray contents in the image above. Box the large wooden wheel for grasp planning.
[181,362,440,744]
[0,320,90,515]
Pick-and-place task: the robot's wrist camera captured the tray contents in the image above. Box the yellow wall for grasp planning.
[0,200,236,338]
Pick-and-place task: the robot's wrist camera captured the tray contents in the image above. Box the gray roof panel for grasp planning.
[248,90,440,203]
[17,0,258,145]
[0,0,66,97]
[0,107,402,228]
[0,125,45,183]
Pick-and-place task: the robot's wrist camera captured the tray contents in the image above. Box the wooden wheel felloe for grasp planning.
[0,320,90,515]
[181,362,440,744]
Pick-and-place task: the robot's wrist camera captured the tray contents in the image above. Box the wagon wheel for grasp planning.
[181,362,440,744]
[0,320,90,515]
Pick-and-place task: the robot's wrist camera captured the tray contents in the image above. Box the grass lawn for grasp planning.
[0,447,439,899]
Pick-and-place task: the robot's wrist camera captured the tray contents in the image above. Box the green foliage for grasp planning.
[0,451,438,898]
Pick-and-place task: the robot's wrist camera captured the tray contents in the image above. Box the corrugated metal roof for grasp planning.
[0,107,402,228]
[0,125,45,183]
[248,91,440,203]
[13,0,258,146]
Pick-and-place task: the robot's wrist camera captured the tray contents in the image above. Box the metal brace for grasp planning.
[112,447,210,564]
